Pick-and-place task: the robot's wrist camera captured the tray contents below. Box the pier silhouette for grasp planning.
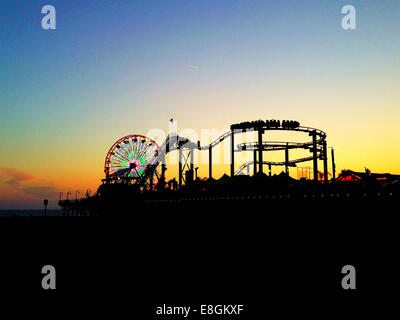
[3,120,399,314]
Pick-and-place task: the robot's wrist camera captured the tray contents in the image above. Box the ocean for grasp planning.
[0,209,63,217]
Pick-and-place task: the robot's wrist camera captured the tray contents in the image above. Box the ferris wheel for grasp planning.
[104,134,160,189]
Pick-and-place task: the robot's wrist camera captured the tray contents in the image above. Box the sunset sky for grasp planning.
[1,0,400,209]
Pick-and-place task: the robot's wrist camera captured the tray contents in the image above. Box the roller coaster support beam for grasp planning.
[187,147,194,185]
[209,147,212,179]
[285,143,289,175]
[323,141,328,182]
[178,147,183,188]
[331,147,336,180]
[161,153,167,179]
[311,131,318,182]
[190,147,194,172]
[159,163,167,190]
[258,128,263,173]
[230,131,235,177]
[149,170,154,191]
[253,149,257,175]
[269,164,272,177]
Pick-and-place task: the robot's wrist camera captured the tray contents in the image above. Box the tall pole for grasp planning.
[230,131,235,177]
[323,141,328,182]
[331,147,336,180]
[209,147,212,179]
[258,128,263,173]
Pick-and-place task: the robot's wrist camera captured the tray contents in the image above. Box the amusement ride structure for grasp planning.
[103,120,329,190]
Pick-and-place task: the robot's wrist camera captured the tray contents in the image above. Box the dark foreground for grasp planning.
[0,197,398,317]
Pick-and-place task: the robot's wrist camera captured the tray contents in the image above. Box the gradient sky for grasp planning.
[1,0,399,209]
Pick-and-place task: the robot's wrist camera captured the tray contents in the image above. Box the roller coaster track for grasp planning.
[198,131,232,150]
[140,134,196,185]
[198,126,326,151]
[141,125,326,185]
[235,156,316,176]
[237,141,315,151]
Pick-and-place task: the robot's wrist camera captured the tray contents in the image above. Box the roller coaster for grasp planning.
[103,119,329,190]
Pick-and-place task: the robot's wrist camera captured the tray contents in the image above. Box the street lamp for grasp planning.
[43,199,48,216]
